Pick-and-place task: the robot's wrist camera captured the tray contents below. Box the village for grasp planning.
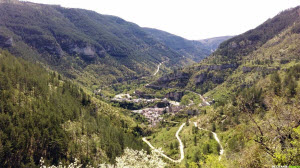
[132,103,184,126]
[111,93,185,126]
[110,90,213,126]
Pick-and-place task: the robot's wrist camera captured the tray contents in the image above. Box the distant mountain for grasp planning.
[143,28,211,62]
[199,36,233,52]
[0,0,201,89]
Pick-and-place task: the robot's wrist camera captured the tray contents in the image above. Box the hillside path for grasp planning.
[142,123,185,163]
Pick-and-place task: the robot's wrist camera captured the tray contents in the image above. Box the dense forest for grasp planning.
[0,50,148,167]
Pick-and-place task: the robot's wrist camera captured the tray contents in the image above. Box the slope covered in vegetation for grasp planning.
[147,6,300,167]
[0,50,148,167]
[0,0,211,90]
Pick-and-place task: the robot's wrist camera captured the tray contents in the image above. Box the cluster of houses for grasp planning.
[110,92,210,126]
[132,103,184,126]
[133,108,165,126]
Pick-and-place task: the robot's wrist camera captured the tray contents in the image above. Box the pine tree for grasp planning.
[186,117,189,126]
[270,72,281,96]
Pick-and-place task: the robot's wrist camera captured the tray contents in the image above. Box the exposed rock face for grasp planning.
[164,91,184,102]
[70,44,106,60]
[135,90,155,99]
[19,34,64,58]
[5,37,14,47]
[156,101,169,108]
[145,84,162,90]
[196,64,238,71]
[72,45,96,60]
[44,44,64,58]
[194,73,207,85]
[150,64,236,89]
[194,72,224,85]
[211,76,224,84]
[242,66,280,73]
[157,71,190,83]
[192,64,237,85]
[242,66,253,73]
[154,71,191,88]
[0,36,14,47]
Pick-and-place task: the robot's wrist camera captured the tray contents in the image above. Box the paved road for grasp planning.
[142,123,186,163]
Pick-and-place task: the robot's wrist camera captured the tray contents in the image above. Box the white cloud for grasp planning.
[22,0,300,39]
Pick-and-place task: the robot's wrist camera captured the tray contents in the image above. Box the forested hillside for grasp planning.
[0,50,148,167]
[146,6,300,167]
[0,0,211,90]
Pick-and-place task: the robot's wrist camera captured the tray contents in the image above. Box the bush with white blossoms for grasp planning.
[40,157,85,168]
[40,148,166,168]
[99,148,166,168]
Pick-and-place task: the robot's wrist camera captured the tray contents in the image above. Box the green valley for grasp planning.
[0,0,300,167]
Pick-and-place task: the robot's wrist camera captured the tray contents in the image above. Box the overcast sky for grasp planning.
[23,0,300,40]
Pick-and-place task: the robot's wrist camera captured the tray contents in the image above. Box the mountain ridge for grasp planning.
[0,0,209,90]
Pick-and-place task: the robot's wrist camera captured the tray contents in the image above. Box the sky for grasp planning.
[22,0,300,40]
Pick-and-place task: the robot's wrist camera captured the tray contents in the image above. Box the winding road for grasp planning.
[193,122,224,160]
[142,123,186,163]
[186,90,210,106]
[143,121,224,164]
[142,60,223,163]
[153,61,165,76]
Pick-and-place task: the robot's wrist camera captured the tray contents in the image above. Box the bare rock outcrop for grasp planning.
[242,66,280,73]
[164,91,184,102]
[0,36,14,47]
